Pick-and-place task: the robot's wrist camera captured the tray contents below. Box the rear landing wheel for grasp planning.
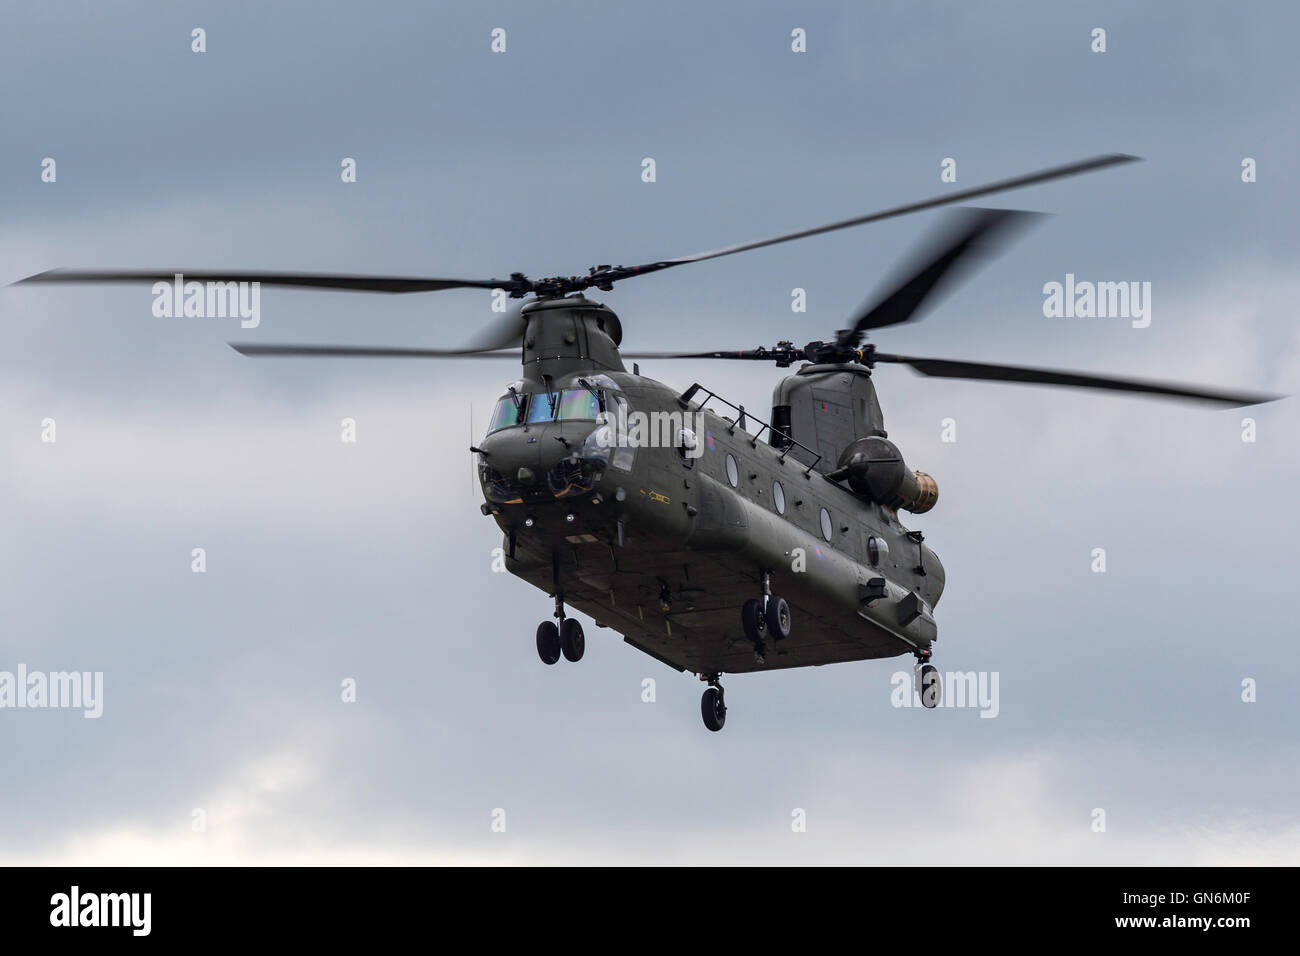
[765,596,792,640]
[536,621,561,665]
[741,598,767,643]
[701,686,727,732]
[920,662,940,709]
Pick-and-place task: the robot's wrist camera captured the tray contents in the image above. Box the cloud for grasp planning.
[14,744,1300,866]
[0,383,475,527]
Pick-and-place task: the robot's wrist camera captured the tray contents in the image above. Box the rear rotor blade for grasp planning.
[838,208,1043,345]
[871,352,1283,407]
[618,349,785,360]
[14,269,507,294]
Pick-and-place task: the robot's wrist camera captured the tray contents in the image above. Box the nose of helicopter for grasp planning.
[479,426,543,480]
[478,421,603,500]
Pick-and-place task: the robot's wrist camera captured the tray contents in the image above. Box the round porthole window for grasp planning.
[725,453,739,487]
[819,507,833,541]
[772,480,786,514]
[867,535,889,566]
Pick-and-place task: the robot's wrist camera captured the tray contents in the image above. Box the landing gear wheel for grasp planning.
[536,621,561,665]
[560,618,585,662]
[741,598,767,643]
[919,662,940,709]
[701,686,727,732]
[765,596,792,640]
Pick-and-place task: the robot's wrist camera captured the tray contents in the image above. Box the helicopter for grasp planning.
[16,154,1283,732]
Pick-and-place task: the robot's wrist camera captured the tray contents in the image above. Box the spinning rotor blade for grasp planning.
[618,349,782,360]
[609,154,1138,286]
[14,269,504,293]
[838,208,1042,345]
[228,299,529,359]
[870,352,1283,407]
[230,343,519,358]
[459,299,528,351]
[14,155,1137,302]
[619,347,1282,407]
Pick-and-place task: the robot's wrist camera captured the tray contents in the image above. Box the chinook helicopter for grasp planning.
[17,154,1282,732]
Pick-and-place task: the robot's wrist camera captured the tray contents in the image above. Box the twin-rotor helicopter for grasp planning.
[18,154,1281,731]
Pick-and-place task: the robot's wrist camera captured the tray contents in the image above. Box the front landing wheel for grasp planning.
[560,618,585,662]
[536,621,561,665]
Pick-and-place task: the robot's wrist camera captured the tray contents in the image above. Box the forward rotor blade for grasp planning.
[14,155,1138,302]
[14,269,505,294]
[458,300,528,351]
[230,298,529,359]
[871,352,1283,407]
[613,154,1138,283]
[838,208,1042,345]
[230,343,519,358]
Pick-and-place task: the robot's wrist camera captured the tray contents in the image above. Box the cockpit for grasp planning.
[479,378,627,503]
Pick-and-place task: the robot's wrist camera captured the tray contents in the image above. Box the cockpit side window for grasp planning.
[487,394,526,432]
[610,395,635,471]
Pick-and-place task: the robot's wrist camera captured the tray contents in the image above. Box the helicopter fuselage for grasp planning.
[476,295,944,677]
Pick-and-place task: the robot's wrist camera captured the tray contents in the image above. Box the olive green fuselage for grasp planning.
[477,295,943,676]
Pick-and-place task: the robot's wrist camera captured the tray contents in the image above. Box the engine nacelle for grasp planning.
[834,436,938,514]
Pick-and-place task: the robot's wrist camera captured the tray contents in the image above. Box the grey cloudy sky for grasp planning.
[2,1,1298,864]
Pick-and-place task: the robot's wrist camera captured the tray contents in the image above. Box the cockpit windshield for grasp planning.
[487,388,607,432]
[527,391,558,423]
